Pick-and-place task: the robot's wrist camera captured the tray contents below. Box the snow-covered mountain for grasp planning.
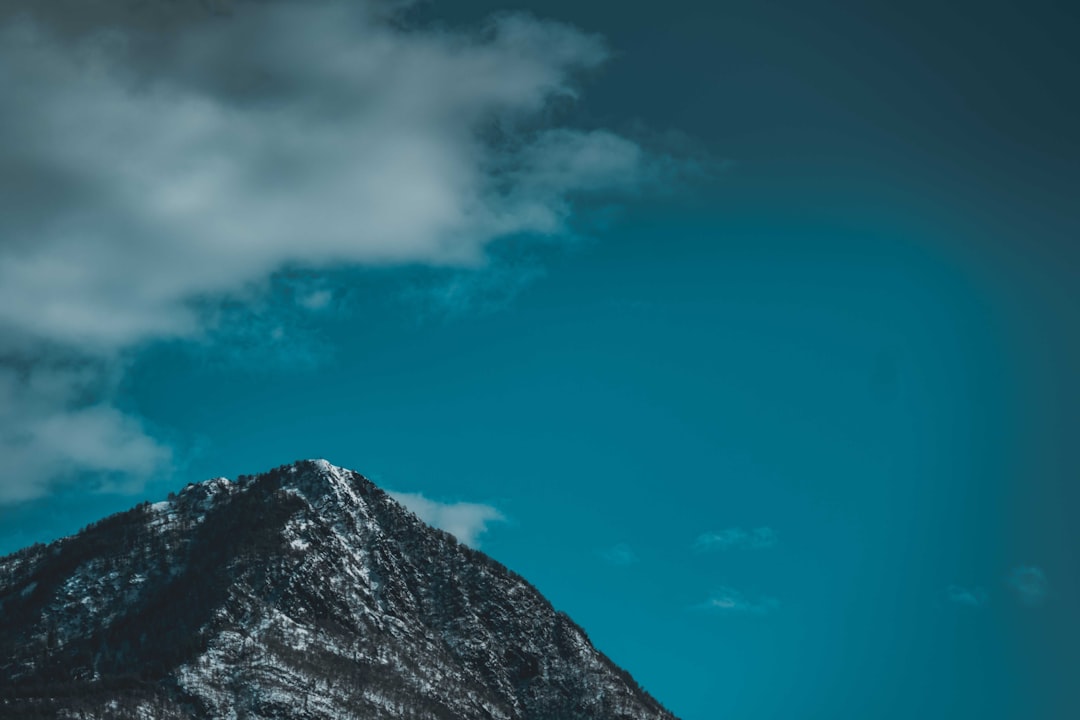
[0,460,678,719]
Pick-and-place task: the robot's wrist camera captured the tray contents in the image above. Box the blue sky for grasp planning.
[1,1,1077,718]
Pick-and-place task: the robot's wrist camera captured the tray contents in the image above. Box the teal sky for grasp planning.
[1,1,1077,718]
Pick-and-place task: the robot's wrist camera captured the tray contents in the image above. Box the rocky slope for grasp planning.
[0,460,677,719]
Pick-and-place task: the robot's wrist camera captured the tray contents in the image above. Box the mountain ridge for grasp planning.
[0,459,678,720]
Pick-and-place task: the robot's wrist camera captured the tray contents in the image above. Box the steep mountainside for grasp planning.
[0,460,677,719]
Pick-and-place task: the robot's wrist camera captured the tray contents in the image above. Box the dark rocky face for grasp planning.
[0,459,677,719]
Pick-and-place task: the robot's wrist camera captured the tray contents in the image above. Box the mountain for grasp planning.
[0,460,678,719]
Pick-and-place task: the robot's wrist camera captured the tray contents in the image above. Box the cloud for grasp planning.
[696,587,779,615]
[694,526,778,551]
[388,491,505,548]
[402,259,548,321]
[0,361,172,503]
[0,0,656,501]
[947,585,988,608]
[297,289,334,312]
[0,1,635,352]
[599,543,638,567]
[1009,566,1048,607]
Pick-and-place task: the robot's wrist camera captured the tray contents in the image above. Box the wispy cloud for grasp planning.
[947,585,988,608]
[0,361,172,503]
[297,289,334,313]
[402,259,548,322]
[599,543,638,567]
[695,587,779,615]
[0,0,660,501]
[1009,566,1048,607]
[694,526,778,551]
[388,491,506,549]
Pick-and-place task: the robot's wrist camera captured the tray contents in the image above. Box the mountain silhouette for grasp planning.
[0,460,678,719]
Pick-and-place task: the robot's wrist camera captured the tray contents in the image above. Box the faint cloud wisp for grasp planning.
[696,587,779,616]
[694,526,778,551]
[947,585,988,608]
[1009,566,1048,607]
[599,543,638,567]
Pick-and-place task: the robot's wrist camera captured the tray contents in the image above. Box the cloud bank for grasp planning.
[0,0,651,501]
[388,491,505,548]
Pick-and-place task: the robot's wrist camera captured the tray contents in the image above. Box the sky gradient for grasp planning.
[1,1,1077,718]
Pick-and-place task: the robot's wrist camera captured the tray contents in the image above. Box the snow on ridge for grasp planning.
[0,457,679,720]
[179,476,233,496]
[303,459,355,479]
[294,459,367,500]
[308,458,337,472]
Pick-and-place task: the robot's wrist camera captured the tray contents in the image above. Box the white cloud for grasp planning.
[0,2,636,353]
[388,490,505,549]
[297,289,334,312]
[0,363,171,502]
[694,526,778,551]
[1009,566,1048,607]
[946,585,988,607]
[0,0,655,501]
[696,587,779,615]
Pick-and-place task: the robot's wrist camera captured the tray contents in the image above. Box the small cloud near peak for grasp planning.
[388,490,505,549]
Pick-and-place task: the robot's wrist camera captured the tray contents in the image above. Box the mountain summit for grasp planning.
[0,460,678,719]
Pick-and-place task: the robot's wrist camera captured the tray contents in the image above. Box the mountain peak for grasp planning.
[0,460,678,719]
[305,457,343,474]
[275,458,372,503]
